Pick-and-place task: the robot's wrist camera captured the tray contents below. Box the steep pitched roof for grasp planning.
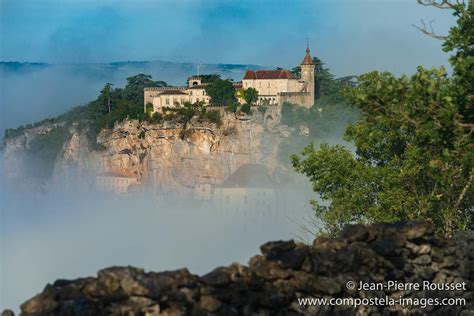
[301,46,313,65]
[243,70,257,80]
[243,69,297,80]
[221,164,275,188]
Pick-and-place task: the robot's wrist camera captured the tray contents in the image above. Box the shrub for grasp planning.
[241,103,251,115]
[204,110,222,125]
[149,112,162,123]
[145,103,154,115]
[226,103,238,113]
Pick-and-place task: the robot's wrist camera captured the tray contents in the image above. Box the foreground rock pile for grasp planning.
[5,221,473,315]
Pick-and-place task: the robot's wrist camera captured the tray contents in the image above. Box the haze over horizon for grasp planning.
[1,0,456,77]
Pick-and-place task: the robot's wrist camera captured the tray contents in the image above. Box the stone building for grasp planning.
[96,172,139,194]
[195,164,277,213]
[143,77,212,113]
[143,46,316,112]
[242,46,315,108]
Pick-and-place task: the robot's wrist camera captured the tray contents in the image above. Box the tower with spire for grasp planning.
[300,43,315,106]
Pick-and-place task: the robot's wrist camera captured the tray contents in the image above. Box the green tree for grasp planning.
[205,79,237,106]
[203,110,222,125]
[291,2,473,236]
[243,87,259,105]
[149,112,162,123]
[199,74,221,84]
[99,83,114,113]
[241,103,251,115]
[122,74,167,104]
[145,103,154,116]
[226,103,238,113]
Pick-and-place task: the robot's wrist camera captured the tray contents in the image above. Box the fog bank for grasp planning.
[0,167,316,312]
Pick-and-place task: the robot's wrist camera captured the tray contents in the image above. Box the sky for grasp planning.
[0,0,457,75]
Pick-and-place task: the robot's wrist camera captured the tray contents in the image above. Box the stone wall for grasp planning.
[5,221,473,316]
[279,92,313,108]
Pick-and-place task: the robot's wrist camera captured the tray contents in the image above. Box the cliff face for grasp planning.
[10,221,474,316]
[4,108,290,193]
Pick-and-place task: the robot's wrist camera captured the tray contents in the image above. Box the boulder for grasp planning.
[14,221,473,316]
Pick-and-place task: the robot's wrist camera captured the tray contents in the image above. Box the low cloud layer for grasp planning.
[0,167,316,312]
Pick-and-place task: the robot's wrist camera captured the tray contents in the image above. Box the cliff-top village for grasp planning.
[96,46,317,199]
[144,46,315,112]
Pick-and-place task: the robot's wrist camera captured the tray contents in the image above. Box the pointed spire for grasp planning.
[301,41,313,65]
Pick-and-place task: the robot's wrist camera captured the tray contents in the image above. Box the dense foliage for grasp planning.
[205,79,237,106]
[243,88,259,105]
[197,74,221,84]
[163,101,222,139]
[4,74,168,152]
[291,3,473,236]
[84,74,167,148]
[241,103,252,115]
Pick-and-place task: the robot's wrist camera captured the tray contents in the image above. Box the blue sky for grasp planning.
[0,0,456,75]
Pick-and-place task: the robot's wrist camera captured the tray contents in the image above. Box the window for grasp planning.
[166,98,170,105]
[267,82,270,88]
[196,98,200,102]
[190,91,193,96]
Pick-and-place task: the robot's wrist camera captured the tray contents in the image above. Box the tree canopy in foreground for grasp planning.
[291,1,473,236]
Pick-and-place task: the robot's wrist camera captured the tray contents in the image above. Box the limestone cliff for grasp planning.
[3,108,290,193]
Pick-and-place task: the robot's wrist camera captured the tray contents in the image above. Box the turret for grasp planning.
[300,45,315,104]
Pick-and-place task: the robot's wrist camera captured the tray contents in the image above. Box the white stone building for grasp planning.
[144,46,316,112]
[96,172,139,194]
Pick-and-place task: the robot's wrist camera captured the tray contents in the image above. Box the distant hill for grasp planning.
[0,62,49,72]
[0,60,265,84]
[0,60,267,135]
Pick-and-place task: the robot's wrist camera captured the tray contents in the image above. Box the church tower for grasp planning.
[300,44,315,107]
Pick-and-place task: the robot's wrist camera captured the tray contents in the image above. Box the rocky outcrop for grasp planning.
[4,108,290,194]
[10,222,474,315]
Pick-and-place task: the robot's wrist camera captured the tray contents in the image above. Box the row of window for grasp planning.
[97,178,131,184]
[189,91,206,96]
[97,183,128,191]
[244,82,286,88]
[225,194,272,204]
[164,97,206,105]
